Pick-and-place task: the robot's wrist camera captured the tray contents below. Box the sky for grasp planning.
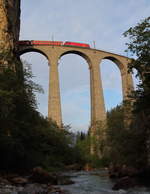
[20,0,150,132]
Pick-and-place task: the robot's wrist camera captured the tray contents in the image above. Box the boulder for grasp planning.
[56,176,74,185]
[112,176,136,190]
[119,165,138,177]
[22,183,47,193]
[30,167,57,184]
[65,163,82,171]
[137,167,150,186]
[108,164,120,178]
[0,177,10,184]
[48,186,66,193]
[109,164,138,178]
[11,177,28,185]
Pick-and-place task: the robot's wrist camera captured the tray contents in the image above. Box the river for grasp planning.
[60,170,150,194]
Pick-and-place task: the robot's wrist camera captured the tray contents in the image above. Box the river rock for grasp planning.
[48,185,67,193]
[21,183,47,193]
[65,164,82,171]
[136,167,150,186]
[109,164,138,178]
[11,177,28,185]
[30,167,57,184]
[57,176,74,185]
[108,164,120,178]
[112,176,136,190]
[119,165,138,177]
[0,177,10,184]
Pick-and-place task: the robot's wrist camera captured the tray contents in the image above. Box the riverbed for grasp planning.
[60,170,150,194]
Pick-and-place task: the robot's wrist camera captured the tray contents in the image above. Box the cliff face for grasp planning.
[0,0,20,51]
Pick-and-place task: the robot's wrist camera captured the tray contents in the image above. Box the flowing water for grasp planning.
[60,170,150,194]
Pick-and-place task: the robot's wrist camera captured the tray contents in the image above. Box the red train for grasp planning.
[18,40,90,48]
[18,40,63,46]
[64,41,90,48]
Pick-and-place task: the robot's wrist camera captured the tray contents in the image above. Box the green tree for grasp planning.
[106,105,126,165]
[123,16,150,166]
[123,17,150,114]
[75,132,91,164]
[0,53,82,171]
[105,105,147,168]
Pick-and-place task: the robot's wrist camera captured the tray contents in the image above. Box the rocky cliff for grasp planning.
[0,0,20,51]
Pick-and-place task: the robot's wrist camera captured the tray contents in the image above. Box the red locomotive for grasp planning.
[64,41,90,48]
[18,40,90,48]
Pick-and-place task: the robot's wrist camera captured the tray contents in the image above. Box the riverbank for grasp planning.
[109,165,150,190]
[0,167,74,194]
[0,183,68,194]
[1,168,150,194]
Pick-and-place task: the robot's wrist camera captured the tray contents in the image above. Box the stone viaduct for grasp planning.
[17,43,134,131]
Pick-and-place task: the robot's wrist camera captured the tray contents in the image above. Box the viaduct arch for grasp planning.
[18,43,134,133]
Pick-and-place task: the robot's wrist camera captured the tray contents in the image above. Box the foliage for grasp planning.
[123,16,150,166]
[123,17,150,113]
[123,17,150,78]
[105,105,147,168]
[0,53,81,172]
[75,132,91,165]
[74,129,109,168]
[105,105,125,165]
[103,17,150,169]
[104,17,150,167]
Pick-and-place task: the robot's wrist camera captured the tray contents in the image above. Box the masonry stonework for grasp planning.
[18,45,134,133]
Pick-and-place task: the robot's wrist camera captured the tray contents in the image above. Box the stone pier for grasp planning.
[18,43,134,140]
